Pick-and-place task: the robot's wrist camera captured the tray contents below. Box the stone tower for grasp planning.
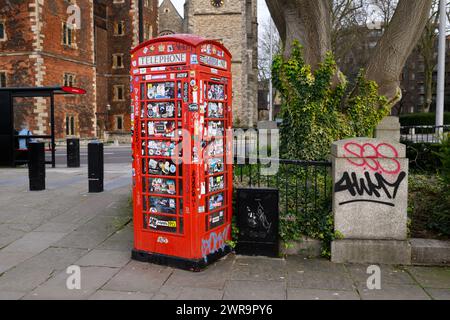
[158,0,184,36]
[184,0,258,128]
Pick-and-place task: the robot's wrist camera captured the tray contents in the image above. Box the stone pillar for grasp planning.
[331,138,411,265]
[375,116,401,142]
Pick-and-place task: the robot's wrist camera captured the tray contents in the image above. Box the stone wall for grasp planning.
[184,0,258,128]
[158,0,183,35]
[331,135,411,265]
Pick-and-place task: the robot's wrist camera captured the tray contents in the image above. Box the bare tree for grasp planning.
[258,18,281,86]
[416,0,450,113]
[266,0,433,109]
[369,0,398,27]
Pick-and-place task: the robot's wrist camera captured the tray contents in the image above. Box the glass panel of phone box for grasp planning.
[140,81,182,234]
[140,80,228,234]
[205,81,227,232]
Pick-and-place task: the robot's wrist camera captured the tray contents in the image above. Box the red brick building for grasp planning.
[0,0,158,140]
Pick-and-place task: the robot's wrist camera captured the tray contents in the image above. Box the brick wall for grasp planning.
[1,0,158,139]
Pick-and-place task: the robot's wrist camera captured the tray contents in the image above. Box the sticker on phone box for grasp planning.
[209,193,224,211]
[148,215,177,230]
[148,141,176,157]
[208,158,224,173]
[149,178,177,195]
[147,102,175,118]
[149,197,177,214]
[148,159,179,176]
[147,82,175,100]
[209,175,224,192]
[148,121,175,137]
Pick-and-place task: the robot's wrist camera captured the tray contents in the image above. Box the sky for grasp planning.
[158,0,272,37]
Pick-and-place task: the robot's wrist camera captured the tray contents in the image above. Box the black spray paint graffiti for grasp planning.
[334,171,406,207]
[247,201,272,233]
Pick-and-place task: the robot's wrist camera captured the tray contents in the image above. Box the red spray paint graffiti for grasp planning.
[343,142,401,175]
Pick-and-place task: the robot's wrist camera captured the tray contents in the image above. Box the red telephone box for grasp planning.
[130,35,233,271]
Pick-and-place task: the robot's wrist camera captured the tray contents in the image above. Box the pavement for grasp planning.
[0,162,449,300]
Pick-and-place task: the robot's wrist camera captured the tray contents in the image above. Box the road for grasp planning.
[46,145,132,166]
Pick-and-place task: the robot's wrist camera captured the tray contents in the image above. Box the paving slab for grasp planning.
[0,247,88,292]
[96,226,134,252]
[0,224,28,249]
[357,284,431,300]
[424,288,450,300]
[33,222,78,233]
[0,291,26,300]
[76,249,131,268]
[223,280,286,300]
[2,232,68,254]
[163,255,234,290]
[88,290,153,300]
[287,288,360,300]
[54,231,116,250]
[152,285,224,300]
[231,256,286,282]
[405,266,450,289]
[345,264,415,286]
[102,260,173,293]
[23,266,120,300]
[286,257,355,291]
[0,251,35,274]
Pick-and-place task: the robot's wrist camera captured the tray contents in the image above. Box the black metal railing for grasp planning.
[400,125,450,144]
[233,157,332,218]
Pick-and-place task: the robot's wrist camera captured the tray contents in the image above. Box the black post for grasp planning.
[88,141,104,193]
[28,142,45,191]
[138,0,144,43]
[50,93,56,168]
[67,138,80,168]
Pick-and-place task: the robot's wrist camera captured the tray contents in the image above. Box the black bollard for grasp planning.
[67,138,80,168]
[88,141,104,193]
[28,142,45,191]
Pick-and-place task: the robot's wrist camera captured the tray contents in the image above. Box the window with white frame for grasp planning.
[114,21,125,36]
[113,85,125,101]
[66,114,76,136]
[112,54,124,68]
[63,73,76,87]
[0,21,6,41]
[62,22,74,46]
[115,115,124,131]
[0,72,6,88]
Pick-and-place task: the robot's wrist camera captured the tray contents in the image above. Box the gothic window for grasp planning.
[63,73,76,87]
[114,21,125,36]
[113,54,124,68]
[66,115,77,136]
[62,22,74,46]
[113,85,125,101]
[0,21,6,41]
[0,72,6,88]
[115,115,124,131]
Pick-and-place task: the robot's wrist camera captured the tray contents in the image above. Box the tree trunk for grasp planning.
[266,0,433,108]
[265,0,332,70]
[364,0,433,107]
[423,67,434,113]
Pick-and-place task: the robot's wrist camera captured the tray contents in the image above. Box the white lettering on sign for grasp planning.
[138,53,187,66]
[199,55,227,69]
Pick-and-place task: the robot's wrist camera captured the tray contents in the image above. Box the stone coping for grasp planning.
[331,138,406,158]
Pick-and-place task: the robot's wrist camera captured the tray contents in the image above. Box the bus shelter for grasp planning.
[0,86,86,168]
